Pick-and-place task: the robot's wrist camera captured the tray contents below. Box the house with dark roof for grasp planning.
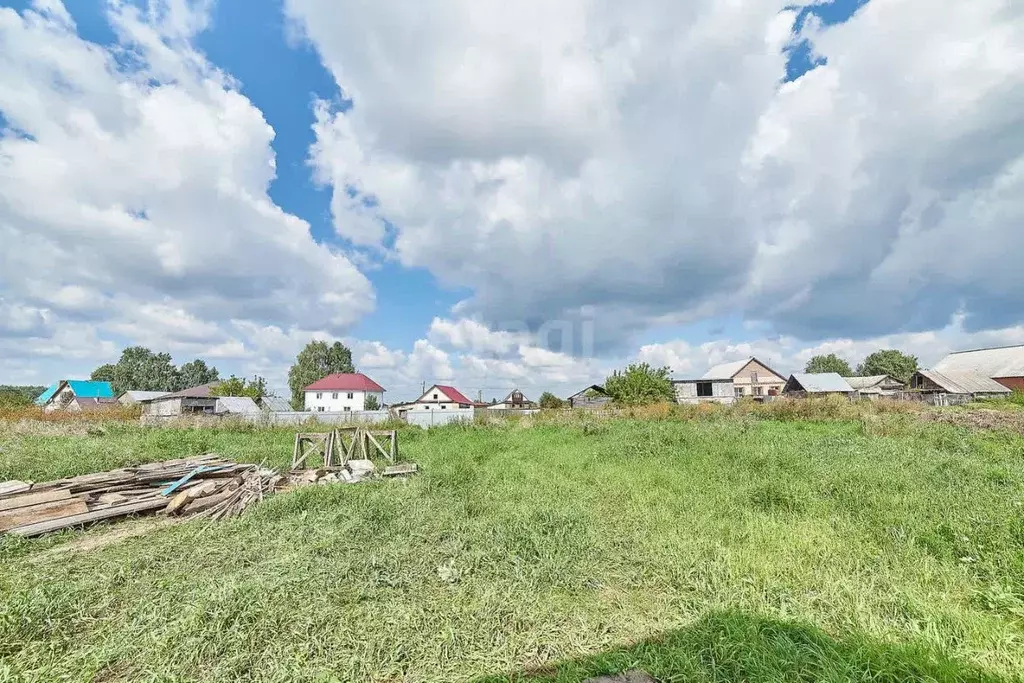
[397,384,477,416]
[567,384,612,409]
[486,389,537,410]
[36,380,117,412]
[139,382,221,417]
[303,373,385,412]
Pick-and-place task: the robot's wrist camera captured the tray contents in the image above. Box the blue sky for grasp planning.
[1,0,1021,400]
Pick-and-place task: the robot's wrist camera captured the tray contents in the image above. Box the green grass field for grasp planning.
[2,413,1024,682]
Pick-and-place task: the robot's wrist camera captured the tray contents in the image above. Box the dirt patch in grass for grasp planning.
[922,408,1024,433]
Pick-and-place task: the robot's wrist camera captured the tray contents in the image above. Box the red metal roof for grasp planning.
[304,373,385,392]
[434,385,473,404]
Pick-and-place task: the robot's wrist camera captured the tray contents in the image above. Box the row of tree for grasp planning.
[803,350,919,383]
[91,347,221,396]
[90,347,268,399]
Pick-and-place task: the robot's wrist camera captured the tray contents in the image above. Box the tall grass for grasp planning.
[1,416,1023,681]
[0,404,140,423]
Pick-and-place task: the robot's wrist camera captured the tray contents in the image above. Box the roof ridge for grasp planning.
[949,343,1024,354]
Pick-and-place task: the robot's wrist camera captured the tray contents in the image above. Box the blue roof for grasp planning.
[34,383,60,405]
[66,380,115,399]
[36,380,115,404]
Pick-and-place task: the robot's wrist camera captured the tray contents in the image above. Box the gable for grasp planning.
[415,384,473,404]
[733,359,785,383]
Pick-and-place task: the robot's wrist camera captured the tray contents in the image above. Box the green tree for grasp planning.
[804,354,853,376]
[364,394,381,411]
[857,349,919,384]
[175,359,220,391]
[90,363,116,383]
[210,375,266,399]
[109,346,178,395]
[538,391,565,409]
[0,385,45,406]
[287,340,356,409]
[0,387,35,409]
[604,363,674,406]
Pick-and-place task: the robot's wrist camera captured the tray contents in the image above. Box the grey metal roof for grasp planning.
[933,345,1024,379]
[788,373,855,393]
[149,382,220,401]
[843,375,889,390]
[916,369,1011,395]
[567,384,607,400]
[701,358,751,380]
[214,396,261,414]
[259,396,291,412]
[121,390,169,402]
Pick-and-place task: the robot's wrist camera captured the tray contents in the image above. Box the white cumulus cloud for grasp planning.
[0,0,374,381]
[291,0,1024,350]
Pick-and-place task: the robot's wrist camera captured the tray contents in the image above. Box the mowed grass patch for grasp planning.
[1,418,1023,681]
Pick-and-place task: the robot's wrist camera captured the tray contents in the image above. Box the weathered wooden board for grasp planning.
[0,498,89,532]
[0,481,31,497]
[0,488,72,513]
[382,463,418,477]
[8,498,169,537]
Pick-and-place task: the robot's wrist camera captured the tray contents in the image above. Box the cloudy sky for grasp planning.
[1,0,1022,402]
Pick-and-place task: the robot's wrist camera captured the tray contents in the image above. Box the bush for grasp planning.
[604,363,674,406]
[538,392,565,409]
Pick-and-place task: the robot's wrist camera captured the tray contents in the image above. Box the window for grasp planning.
[317,406,325,412]
[316,392,322,399]
[347,392,354,399]
[332,392,338,399]
[433,393,438,399]
[696,381,713,397]
[425,405,430,410]
[753,386,763,396]
[751,371,759,384]
[441,405,447,409]
[459,403,470,409]
[734,386,744,396]
[344,407,351,412]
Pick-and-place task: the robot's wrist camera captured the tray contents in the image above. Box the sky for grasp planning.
[0,0,1022,403]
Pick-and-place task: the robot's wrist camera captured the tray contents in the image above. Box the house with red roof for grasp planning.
[303,373,385,412]
[397,384,477,415]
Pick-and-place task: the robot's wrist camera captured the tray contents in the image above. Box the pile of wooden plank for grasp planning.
[1,444,421,539]
[0,455,280,538]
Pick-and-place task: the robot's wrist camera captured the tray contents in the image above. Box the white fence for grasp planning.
[258,410,391,426]
[404,409,475,428]
[141,409,392,427]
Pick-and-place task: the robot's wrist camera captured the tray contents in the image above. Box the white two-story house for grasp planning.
[303,373,385,412]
